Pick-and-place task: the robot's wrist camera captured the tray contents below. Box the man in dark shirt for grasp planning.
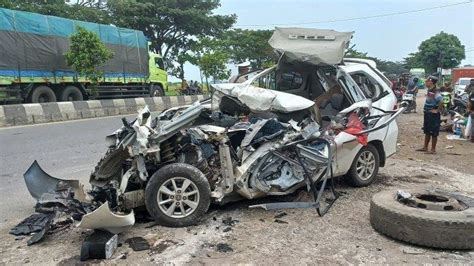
[416,75,443,153]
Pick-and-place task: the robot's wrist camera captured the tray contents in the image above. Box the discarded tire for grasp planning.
[370,189,474,250]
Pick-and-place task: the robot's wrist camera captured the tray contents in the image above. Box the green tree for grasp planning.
[403,52,423,69]
[198,51,231,88]
[108,0,236,72]
[1,0,110,23]
[346,45,407,75]
[65,26,113,96]
[345,45,369,58]
[407,32,465,73]
[189,37,230,89]
[219,29,276,68]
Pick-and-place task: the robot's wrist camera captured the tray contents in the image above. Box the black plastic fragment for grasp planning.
[126,237,150,251]
[80,231,118,261]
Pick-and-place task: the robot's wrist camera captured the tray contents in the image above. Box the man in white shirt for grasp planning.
[228,61,251,83]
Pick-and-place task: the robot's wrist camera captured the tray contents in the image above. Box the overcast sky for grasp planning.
[176,0,474,82]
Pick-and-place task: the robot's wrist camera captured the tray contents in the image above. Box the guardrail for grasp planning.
[0,95,207,127]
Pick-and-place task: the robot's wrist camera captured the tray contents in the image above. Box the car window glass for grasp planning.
[338,72,365,103]
[250,69,276,89]
[274,71,303,91]
[317,67,338,92]
[459,79,469,85]
[350,72,383,99]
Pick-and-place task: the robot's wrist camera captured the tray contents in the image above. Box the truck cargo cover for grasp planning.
[0,8,148,80]
[268,27,353,65]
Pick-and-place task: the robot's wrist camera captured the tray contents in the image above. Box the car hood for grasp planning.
[212,82,315,113]
[268,27,353,65]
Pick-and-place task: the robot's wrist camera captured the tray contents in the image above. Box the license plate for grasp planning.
[403,94,414,100]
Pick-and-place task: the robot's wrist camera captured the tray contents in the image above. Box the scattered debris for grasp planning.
[9,213,55,246]
[80,231,118,261]
[153,239,179,254]
[445,145,454,149]
[223,227,232,232]
[259,218,265,222]
[274,212,288,219]
[274,219,288,224]
[126,237,150,251]
[222,217,239,227]
[114,253,128,260]
[216,243,233,253]
[446,152,462,156]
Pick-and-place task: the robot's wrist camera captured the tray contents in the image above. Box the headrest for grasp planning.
[330,94,344,110]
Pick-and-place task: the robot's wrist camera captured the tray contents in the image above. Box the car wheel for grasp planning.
[370,189,474,249]
[60,85,83,101]
[30,85,57,103]
[149,84,164,97]
[145,163,211,227]
[347,144,380,187]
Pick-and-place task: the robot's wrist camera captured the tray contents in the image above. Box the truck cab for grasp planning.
[148,52,168,95]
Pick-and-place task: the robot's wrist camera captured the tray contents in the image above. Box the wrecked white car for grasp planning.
[19,28,404,233]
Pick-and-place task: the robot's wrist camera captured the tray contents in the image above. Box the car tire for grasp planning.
[370,189,474,250]
[149,84,164,97]
[347,144,380,187]
[60,85,83,101]
[30,85,57,103]
[145,163,211,227]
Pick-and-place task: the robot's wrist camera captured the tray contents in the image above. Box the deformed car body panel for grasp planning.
[269,27,353,65]
[77,202,135,234]
[212,82,315,113]
[24,160,87,202]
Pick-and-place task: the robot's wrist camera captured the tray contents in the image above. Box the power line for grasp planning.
[235,0,472,27]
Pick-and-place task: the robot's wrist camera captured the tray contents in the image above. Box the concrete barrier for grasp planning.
[0,95,207,127]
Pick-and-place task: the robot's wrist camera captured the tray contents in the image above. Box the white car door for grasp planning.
[332,63,399,176]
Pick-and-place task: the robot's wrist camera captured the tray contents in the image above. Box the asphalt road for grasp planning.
[0,115,136,228]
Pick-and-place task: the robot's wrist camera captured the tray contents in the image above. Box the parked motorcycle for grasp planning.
[452,92,468,115]
[402,92,416,113]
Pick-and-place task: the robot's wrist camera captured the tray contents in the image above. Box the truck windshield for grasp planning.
[154,58,164,69]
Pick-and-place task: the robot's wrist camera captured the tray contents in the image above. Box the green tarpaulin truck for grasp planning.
[0,8,168,104]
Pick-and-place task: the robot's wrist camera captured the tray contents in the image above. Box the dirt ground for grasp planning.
[1,94,473,265]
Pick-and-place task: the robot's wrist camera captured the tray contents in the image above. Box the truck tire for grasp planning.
[149,84,164,97]
[370,189,474,250]
[30,85,56,103]
[145,163,211,227]
[60,85,83,101]
[346,144,380,187]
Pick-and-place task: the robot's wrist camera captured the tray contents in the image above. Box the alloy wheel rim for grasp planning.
[157,177,200,218]
[356,151,376,181]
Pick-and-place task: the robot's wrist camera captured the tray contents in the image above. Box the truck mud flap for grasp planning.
[23,160,87,202]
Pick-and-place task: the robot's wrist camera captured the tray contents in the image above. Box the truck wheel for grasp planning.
[30,85,56,103]
[370,189,474,249]
[347,144,380,187]
[60,86,83,101]
[145,163,211,227]
[149,84,164,97]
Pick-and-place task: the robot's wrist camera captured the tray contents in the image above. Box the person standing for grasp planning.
[440,81,452,92]
[228,61,251,83]
[417,75,444,154]
[465,79,474,142]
